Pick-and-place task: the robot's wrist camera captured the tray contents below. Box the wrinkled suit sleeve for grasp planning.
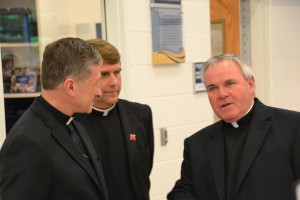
[167,139,197,200]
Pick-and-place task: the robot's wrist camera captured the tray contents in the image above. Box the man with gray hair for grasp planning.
[168,53,300,200]
[0,37,109,200]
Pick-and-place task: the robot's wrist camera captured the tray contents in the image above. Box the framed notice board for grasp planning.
[150,0,185,64]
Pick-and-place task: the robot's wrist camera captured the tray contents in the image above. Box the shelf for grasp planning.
[0,42,39,48]
[4,92,40,98]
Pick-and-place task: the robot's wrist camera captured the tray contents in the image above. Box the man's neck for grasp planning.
[93,101,115,110]
[42,90,73,116]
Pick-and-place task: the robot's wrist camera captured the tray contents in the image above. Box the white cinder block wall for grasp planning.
[251,0,300,111]
[105,0,213,199]
[104,0,300,199]
[270,0,300,111]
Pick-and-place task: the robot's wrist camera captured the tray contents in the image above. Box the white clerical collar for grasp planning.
[231,121,239,128]
[92,104,116,116]
[230,100,254,128]
[66,116,74,125]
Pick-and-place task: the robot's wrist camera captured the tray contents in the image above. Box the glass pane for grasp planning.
[0,0,105,132]
[37,0,105,50]
[1,0,105,94]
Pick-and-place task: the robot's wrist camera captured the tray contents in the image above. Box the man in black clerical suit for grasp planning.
[168,54,300,200]
[76,39,154,200]
[0,38,109,200]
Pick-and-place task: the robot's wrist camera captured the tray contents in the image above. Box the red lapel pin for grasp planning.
[129,134,136,141]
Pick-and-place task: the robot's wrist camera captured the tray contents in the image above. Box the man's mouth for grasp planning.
[105,90,117,94]
[221,103,231,108]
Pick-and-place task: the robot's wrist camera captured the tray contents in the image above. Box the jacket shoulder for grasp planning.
[187,121,222,142]
[118,99,152,112]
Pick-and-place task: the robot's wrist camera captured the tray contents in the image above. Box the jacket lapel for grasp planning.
[116,101,136,166]
[51,125,100,186]
[234,100,272,195]
[30,98,107,198]
[206,121,226,200]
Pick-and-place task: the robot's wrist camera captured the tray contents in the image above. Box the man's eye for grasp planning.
[101,72,109,77]
[226,82,235,86]
[207,87,217,92]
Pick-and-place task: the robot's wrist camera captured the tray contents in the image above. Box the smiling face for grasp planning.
[93,63,122,109]
[204,60,255,122]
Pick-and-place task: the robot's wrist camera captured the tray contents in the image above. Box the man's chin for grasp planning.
[106,96,119,104]
[105,100,118,108]
[85,106,93,114]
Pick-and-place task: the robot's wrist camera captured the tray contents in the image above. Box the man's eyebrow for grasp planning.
[225,79,235,82]
[206,84,216,88]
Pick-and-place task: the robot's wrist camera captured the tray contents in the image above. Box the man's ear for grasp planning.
[248,77,255,95]
[64,78,76,96]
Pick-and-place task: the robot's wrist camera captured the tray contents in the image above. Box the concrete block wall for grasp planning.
[107,0,300,198]
[270,0,300,111]
[250,0,300,111]
[105,0,213,199]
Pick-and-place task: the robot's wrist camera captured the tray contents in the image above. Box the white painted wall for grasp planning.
[270,0,300,111]
[105,0,213,199]
[251,0,300,111]
[106,0,300,199]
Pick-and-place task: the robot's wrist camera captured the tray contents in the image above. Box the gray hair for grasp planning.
[41,37,102,90]
[201,53,254,84]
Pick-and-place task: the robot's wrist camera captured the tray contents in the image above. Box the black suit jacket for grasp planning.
[0,98,109,200]
[77,99,154,200]
[168,98,300,200]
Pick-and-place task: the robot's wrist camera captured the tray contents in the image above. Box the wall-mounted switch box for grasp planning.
[160,127,168,146]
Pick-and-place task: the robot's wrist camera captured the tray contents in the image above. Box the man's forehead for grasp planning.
[206,61,242,75]
[101,63,121,69]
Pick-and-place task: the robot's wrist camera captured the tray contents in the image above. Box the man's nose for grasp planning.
[218,86,228,98]
[95,87,102,97]
[109,74,118,85]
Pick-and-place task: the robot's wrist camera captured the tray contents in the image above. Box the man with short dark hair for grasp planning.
[0,37,109,200]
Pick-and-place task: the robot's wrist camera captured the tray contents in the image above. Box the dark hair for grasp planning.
[86,39,121,65]
[41,37,102,90]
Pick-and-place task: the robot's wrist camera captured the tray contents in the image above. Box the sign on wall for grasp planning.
[150,0,185,64]
[194,62,205,93]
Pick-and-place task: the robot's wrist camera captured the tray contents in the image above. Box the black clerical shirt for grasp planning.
[87,106,136,200]
[223,102,255,200]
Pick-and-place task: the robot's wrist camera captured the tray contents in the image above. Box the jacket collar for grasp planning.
[30,98,109,200]
[206,98,272,200]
